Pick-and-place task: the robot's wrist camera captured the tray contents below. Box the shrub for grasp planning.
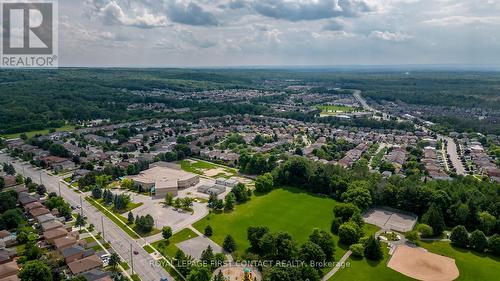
[416,224,433,238]
[450,225,469,248]
[349,243,364,257]
[469,230,488,252]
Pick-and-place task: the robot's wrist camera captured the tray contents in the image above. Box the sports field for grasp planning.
[334,241,499,281]
[195,187,348,259]
[317,104,361,116]
[2,124,75,139]
[420,241,499,281]
[180,158,237,178]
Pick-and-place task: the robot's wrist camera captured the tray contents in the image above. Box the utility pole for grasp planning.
[101,216,105,240]
[39,171,42,185]
[58,181,61,197]
[130,243,134,275]
[22,166,25,177]
[79,196,83,216]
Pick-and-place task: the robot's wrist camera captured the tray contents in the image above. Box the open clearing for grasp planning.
[180,158,237,178]
[2,124,75,139]
[388,245,459,281]
[317,104,361,116]
[193,188,338,255]
[194,187,377,261]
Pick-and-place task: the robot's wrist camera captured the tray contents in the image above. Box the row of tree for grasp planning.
[254,156,500,238]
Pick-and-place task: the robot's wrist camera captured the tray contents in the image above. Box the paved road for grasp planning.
[0,154,171,281]
[443,136,467,175]
[352,90,392,120]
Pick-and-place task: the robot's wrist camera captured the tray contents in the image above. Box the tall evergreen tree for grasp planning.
[364,236,383,261]
[422,203,445,236]
[223,235,236,253]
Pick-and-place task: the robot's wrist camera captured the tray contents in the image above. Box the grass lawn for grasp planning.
[143,245,155,254]
[2,124,75,139]
[15,244,26,255]
[152,228,199,258]
[420,241,500,281]
[333,246,413,281]
[111,201,143,214]
[120,261,130,270]
[85,197,140,239]
[87,197,158,237]
[317,105,361,116]
[180,158,236,177]
[193,187,343,258]
[84,234,105,251]
[130,274,141,281]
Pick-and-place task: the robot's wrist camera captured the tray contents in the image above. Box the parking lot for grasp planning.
[114,190,209,235]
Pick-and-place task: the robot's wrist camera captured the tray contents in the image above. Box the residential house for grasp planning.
[67,254,103,275]
[61,245,95,263]
[0,232,16,248]
[43,227,69,244]
[0,261,19,281]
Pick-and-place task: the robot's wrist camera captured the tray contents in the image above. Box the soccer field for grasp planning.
[193,187,341,257]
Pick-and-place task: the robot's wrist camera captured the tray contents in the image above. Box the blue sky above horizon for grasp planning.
[58,0,500,67]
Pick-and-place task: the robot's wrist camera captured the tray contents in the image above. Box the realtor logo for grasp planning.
[1,0,58,67]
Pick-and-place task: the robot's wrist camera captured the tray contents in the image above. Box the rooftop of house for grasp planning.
[53,236,78,249]
[0,261,19,278]
[43,227,68,240]
[67,254,103,274]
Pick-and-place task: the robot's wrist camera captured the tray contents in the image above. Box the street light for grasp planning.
[101,216,105,240]
[79,196,83,216]
[130,243,134,275]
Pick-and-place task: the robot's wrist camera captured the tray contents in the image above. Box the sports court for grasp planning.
[363,207,417,232]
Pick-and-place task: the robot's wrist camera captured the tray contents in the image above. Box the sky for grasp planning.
[57,0,500,67]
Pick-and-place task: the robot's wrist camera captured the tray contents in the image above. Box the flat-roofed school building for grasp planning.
[128,163,199,198]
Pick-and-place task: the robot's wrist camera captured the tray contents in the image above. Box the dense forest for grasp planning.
[1,68,499,135]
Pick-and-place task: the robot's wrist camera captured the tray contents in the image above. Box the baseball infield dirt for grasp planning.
[387,245,459,281]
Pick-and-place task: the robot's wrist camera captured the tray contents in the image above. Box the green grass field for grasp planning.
[180,158,236,177]
[420,241,500,281]
[85,197,140,239]
[333,241,500,281]
[152,228,199,258]
[317,105,361,116]
[333,247,413,281]
[143,245,155,254]
[193,187,344,257]
[2,124,75,139]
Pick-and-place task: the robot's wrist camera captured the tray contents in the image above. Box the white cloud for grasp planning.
[88,0,168,28]
[423,16,500,26]
[58,0,500,66]
[369,30,413,42]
